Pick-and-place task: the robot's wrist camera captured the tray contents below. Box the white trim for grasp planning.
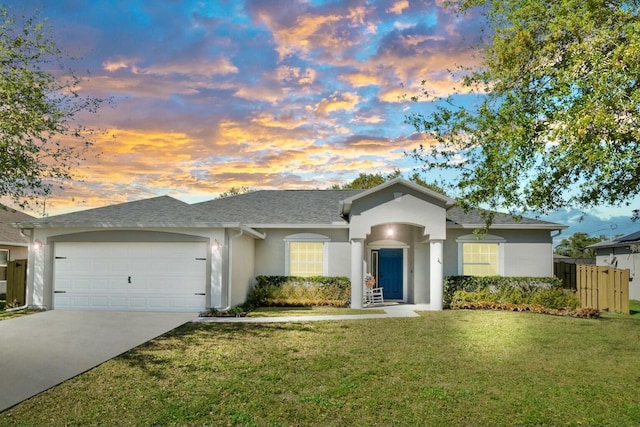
[367,244,408,302]
[284,233,331,276]
[457,234,505,276]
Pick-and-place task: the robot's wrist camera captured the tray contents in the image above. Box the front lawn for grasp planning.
[2,310,640,426]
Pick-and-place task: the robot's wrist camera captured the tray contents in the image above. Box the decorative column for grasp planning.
[350,238,364,309]
[429,239,444,311]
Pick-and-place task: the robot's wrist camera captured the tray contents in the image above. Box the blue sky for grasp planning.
[5,0,639,242]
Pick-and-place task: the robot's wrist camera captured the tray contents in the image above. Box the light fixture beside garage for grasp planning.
[211,239,220,250]
[32,239,43,250]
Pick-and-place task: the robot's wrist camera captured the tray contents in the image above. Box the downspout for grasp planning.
[222,228,244,310]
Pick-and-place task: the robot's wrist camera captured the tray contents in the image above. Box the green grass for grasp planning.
[247,306,385,317]
[0,308,36,321]
[2,310,640,426]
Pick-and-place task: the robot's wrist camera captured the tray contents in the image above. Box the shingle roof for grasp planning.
[446,206,565,229]
[587,230,640,249]
[14,188,565,230]
[17,196,217,228]
[0,206,34,245]
[194,190,360,225]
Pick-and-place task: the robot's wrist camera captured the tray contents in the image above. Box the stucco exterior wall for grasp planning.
[253,228,350,276]
[350,194,447,240]
[595,248,640,300]
[229,232,255,307]
[444,228,554,277]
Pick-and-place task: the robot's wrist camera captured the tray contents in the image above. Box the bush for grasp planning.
[444,276,564,309]
[445,275,580,315]
[247,276,351,308]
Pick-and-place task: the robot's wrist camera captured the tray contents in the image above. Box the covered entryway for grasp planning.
[340,179,455,309]
[53,242,207,311]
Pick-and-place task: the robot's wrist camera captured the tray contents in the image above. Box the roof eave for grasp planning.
[245,223,350,229]
[13,221,246,229]
[447,223,568,230]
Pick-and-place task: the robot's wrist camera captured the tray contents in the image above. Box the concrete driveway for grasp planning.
[0,310,196,412]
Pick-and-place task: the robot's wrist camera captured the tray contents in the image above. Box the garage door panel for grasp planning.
[54,242,207,312]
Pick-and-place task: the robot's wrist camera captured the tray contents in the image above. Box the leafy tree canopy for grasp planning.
[216,186,253,199]
[0,7,103,209]
[554,232,607,258]
[334,170,446,194]
[408,0,640,218]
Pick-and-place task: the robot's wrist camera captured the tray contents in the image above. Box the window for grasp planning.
[462,243,498,276]
[0,250,8,281]
[284,233,330,277]
[457,234,504,276]
[290,242,324,277]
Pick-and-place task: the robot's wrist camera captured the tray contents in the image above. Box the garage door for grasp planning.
[53,242,207,311]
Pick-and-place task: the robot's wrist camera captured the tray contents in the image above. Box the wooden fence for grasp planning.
[6,259,27,307]
[554,261,630,314]
[576,265,629,314]
[554,261,577,290]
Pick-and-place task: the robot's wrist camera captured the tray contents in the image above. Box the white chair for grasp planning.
[363,274,384,305]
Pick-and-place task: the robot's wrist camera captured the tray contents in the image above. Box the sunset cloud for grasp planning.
[7,0,497,217]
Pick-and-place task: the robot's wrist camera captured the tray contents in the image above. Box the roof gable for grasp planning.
[340,178,455,217]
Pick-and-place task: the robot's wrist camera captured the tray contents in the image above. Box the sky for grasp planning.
[4,0,640,242]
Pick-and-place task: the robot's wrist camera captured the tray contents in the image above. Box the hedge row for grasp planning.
[246,275,351,308]
[444,275,579,311]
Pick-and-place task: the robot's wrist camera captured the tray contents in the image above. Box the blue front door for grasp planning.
[378,248,403,299]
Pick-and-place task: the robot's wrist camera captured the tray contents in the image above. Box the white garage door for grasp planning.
[54,242,207,311]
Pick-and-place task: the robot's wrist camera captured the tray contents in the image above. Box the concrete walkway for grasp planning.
[195,303,430,323]
[0,310,195,412]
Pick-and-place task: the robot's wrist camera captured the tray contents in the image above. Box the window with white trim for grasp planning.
[457,234,505,276]
[284,233,330,277]
[0,250,8,281]
[289,242,324,277]
[462,243,498,276]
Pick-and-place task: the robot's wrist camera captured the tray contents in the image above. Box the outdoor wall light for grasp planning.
[386,227,394,237]
[211,239,221,250]
[32,239,43,250]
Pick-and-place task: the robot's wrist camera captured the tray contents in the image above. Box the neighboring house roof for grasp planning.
[0,206,35,246]
[13,180,565,231]
[587,230,640,249]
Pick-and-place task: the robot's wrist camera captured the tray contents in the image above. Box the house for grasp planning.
[13,178,566,312]
[587,231,640,299]
[0,206,34,295]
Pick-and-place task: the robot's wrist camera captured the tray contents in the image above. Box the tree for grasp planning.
[0,7,103,209]
[554,232,606,258]
[334,170,401,190]
[216,186,253,198]
[407,0,640,219]
[334,170,447,194]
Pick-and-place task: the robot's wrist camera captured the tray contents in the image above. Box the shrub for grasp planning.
[444,276,563,308]
[247,276,351,308]
[446,275,580,316]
